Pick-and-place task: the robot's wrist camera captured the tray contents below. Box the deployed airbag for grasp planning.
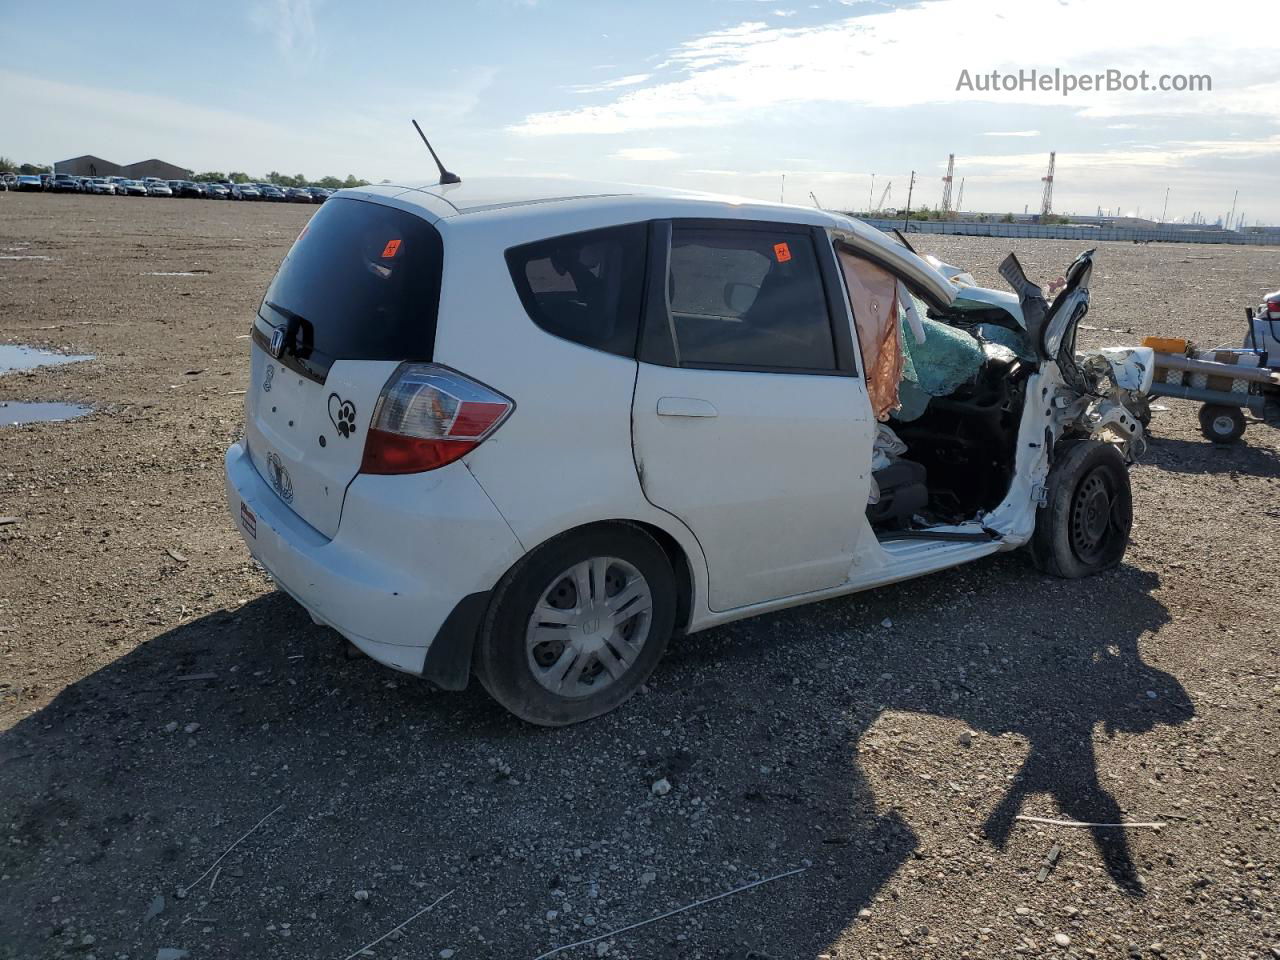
[898,315,984,403]
[839,251,902,421]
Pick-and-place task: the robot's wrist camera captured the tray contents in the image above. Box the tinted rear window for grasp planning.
[505,223,647,358]
[259,198,442,372]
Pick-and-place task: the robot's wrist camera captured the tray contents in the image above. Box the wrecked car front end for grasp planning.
[985,249,1148,544]
[997,248,1149,458]
[830,222,1147,549]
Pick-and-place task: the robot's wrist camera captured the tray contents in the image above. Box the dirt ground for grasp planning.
[1,193,1277,960]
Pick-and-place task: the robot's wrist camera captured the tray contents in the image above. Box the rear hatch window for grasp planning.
[243,197,444,538]
[255,197,443,380]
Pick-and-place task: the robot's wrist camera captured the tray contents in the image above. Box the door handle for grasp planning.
[656,396,718,418]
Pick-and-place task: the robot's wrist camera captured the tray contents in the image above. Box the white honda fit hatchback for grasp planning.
[225,177,1150,724]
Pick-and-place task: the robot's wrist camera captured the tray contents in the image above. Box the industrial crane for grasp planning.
[940,154,955,215]
[809,191,823,209]
[1040,152,1056,217]
[875,181,892,214]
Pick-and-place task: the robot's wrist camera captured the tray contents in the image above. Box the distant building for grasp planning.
[54,155,122,177]
[120,158,192,181]
[54,155,192,180]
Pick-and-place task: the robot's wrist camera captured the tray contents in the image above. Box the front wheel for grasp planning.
[475,524,676,726]
[1030,440,1132,578]
[1198,403,1246,443]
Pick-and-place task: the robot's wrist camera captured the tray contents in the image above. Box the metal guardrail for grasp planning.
[857,218,1277,246]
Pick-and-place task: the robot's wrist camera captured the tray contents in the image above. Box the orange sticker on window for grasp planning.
[773,241,792,262]
[381,238,402,258]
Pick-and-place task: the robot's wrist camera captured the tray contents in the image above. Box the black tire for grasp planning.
[1198,403,1246,443]
[475,524,676,726]
[1030,440,1132,578]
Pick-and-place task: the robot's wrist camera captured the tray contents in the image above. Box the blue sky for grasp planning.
[4,0,1277,222]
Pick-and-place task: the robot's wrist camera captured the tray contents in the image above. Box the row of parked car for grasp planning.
[1,172,333,203]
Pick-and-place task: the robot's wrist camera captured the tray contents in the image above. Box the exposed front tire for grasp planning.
[475,524,676,726]
[1030,440,1132,579]
[1198,403,1246,443]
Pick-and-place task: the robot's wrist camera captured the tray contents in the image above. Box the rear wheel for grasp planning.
[475,524,676,726]
[1198,403,1246,443]
[1031,440,1132,578]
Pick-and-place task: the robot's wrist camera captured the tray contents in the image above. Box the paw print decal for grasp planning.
[262,364,274,393]
[328,393,357,438]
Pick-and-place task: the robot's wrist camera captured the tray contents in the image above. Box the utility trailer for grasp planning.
[1142,289,1280,443]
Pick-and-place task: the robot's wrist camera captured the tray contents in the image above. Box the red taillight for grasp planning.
[1266,296,1280,320]
[359,363,513,475]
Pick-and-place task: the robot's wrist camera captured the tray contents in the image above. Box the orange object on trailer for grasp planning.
[1142,335,1189,354]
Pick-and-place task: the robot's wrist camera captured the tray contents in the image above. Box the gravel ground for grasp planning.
[1,193,1278,960]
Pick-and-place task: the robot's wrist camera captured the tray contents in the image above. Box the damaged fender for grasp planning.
[998,249,1148,462]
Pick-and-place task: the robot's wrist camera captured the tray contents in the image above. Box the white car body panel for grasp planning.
[428,219,711,607]
[225,443,524,670]
[243,349,399,539]
[689,534,1002,632]
[632,364,875,610]
[953,285,1026,326]
[1097,346,1156,393]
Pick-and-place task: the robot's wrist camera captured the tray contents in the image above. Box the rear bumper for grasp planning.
[224,442,524,681]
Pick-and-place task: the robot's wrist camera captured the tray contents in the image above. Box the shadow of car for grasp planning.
[0,552,1193,957]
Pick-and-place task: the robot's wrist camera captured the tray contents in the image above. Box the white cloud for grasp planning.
[569,74,652,94]
[250,0,319,61]
[983,130,1040,137]
[687,167,865,182]
[510,0,1279,135]
[612,147,683,161]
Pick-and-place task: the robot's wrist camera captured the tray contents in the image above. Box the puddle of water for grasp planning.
[0,402,92,426]
[0,344,94,375]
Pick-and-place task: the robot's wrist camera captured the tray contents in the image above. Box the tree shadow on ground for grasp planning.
[0,556,1191,959]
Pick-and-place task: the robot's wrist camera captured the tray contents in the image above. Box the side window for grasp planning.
[505,223,647,358]
[666,225,836,370]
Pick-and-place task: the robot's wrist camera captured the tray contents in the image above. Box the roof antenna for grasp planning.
[411,119,461,185]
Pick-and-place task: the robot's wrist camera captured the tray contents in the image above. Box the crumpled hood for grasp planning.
[951,285,1027,328]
